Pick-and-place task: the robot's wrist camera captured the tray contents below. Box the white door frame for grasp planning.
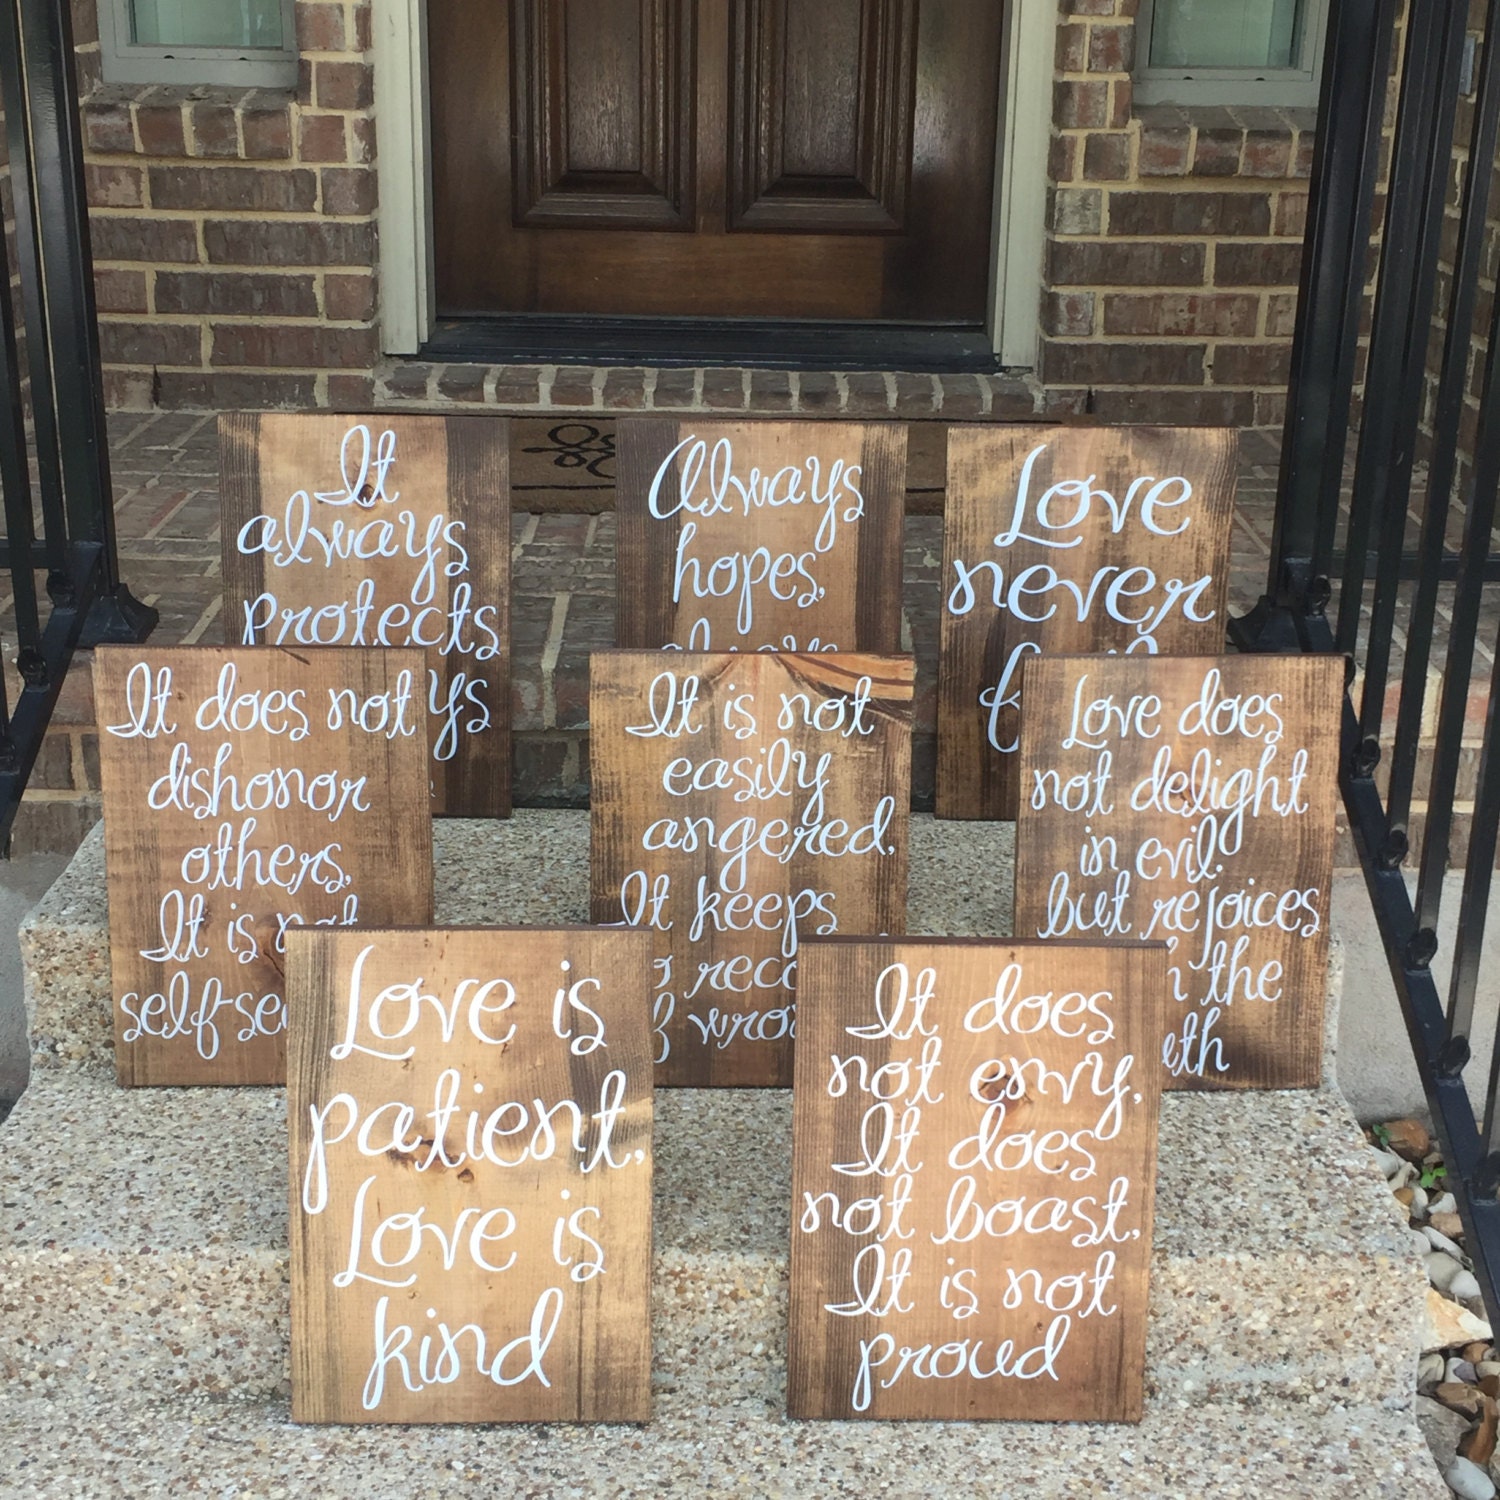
[374,0,1052,367]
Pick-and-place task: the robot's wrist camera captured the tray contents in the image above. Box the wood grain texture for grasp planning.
[937,425,1237,821]
[788,939,1163,1421]
[1015,654,1343,1091]
[94,645,434,1087]
[287,926,654,1424]
[590,650,914,1087]
[219,412,512,818]
[615,419,905,654]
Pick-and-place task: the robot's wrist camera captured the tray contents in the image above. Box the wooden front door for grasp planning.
[429,1,1003,323]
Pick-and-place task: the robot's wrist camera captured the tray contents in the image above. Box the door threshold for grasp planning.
[420,316,1000,373]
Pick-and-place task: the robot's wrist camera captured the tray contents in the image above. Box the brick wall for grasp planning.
[1041,0,1314,428]
[73,0,379,412]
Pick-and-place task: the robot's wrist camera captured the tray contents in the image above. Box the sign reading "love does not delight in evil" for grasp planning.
[221,413,512,816]
[615,419,906,653]
[1016,654,1341,1090]
[94,645,433,1087]
[938,425,1236,821]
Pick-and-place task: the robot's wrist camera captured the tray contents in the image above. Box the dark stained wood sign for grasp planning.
[591,650,914,1087]
[1016,654,1342,1090]
[938,425,1236,820]
[94,645,434,1087]
[615,419,905,652]
[220,413,511,816]
[287,926,654,1424]
[789,938,1163,1421]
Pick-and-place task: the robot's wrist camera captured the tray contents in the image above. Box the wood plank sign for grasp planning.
[789,939,1163,1421]
[615,419,905,652]
[937,425,1236,820]
[287,926,654,1424]
[220,413,511,816]
[1016,654,1342,1090]
[94,645,434,1087]
[591,650,914,1087]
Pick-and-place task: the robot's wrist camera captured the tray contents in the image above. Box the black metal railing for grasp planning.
[1234,0,1500,1326]
[0,0,154,850]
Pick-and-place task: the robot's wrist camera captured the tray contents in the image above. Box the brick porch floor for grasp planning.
[9,413,1481,861]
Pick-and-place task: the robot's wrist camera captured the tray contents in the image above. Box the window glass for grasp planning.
[129,0,285,50]
[1149,0,1303,70]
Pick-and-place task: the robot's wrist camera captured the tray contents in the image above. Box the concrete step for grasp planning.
[5,809,1442,1494]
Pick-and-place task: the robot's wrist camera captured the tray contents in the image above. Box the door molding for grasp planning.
[379,0,1049,366]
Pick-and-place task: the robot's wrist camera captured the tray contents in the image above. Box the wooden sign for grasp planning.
[94,645,434,1087]
[591,650,914,1087]
[287,926,654,1424]
[615,419,905,652]
[937,425,1236,820]
[220,413,511,816]
[789,938,1163,1421]
[1016,654,1342,1090]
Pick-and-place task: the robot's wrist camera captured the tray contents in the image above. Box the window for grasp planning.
[99,0,297,88]
[1135,0,1328,107]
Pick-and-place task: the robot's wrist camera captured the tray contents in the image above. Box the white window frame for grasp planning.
[98,0,298,89]
[1134,0,1329,108]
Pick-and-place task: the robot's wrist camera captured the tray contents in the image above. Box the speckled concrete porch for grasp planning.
[0,811,1445,1497]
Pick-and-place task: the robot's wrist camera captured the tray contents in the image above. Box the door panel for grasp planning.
[430,0,1003,322]
[510,0,695,227]
[729,0,916,232]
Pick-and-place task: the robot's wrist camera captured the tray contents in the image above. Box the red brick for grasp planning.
[92,216,200,264]
[1040,340,1206,385]
[747,369,793,413]
[938,373,986,419]
[204,218,375,266]
[385,362,433,399]
[1055,22,1087,71]
[1211,343,1292,385]
[1053,80,1108,129]
[102,365,154,410]
[1109,191,1271,236]
[843,371,889,415]
[210,323,379,368]
[350,114,377,165]
[1102,292,1259,337]
[315,61,374,110]
[1109,79,1132,127]
[1138,125,1191,177]
[85,163,143,208]
[436,366,486,402]
[135,100,186,157]
[155,370,319,408]
[351,2,373,51]
[99,321,200,366]
[603,368,650,409]
[1083,132,1131,181]
[796,371,839,412]
[1293,133,1316,178]
[1043,290,1096,337]
[1090,387,1257,424]
[894,372,937,415]
[1275,191,1309,236]
[83,98,134,154]
[652,368,699,409]
[92,267,148,314]
[295,1,346,51]
[702,368,748,410]
[1192,129,1244,176]
[491,365,545,405]
[1254,389,1287,426]
[1047,239,1206,286]
[241,97,293,160]
[1266,292,1300,337]
[298,113,347,163]
[1049,132,1077,184]
[1215,241,1305,286]
[1241,130,1293,178]
[328,373,377,408]
[321,167,376,215]
[1087,23,1133,72]
[148,165,317,212]
[156,270,319,317]
[189,102,239,158]
[323,272,375,321]
[550,367,600,407]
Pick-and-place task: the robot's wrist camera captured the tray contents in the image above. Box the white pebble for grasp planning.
[1445,1456,1496,1500]
[1432,1193,1459,1215]
[1420,1352,1448,1387]
[1452,1271,1483,1302]
[1373,1147,1404,1178]
[1427,1225,1467,1259]
[1428,1252,1463,1292]
[1409,1185,1431,1218]
[1478,1361,1500,1379]
[1412,1228,1439,1256]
